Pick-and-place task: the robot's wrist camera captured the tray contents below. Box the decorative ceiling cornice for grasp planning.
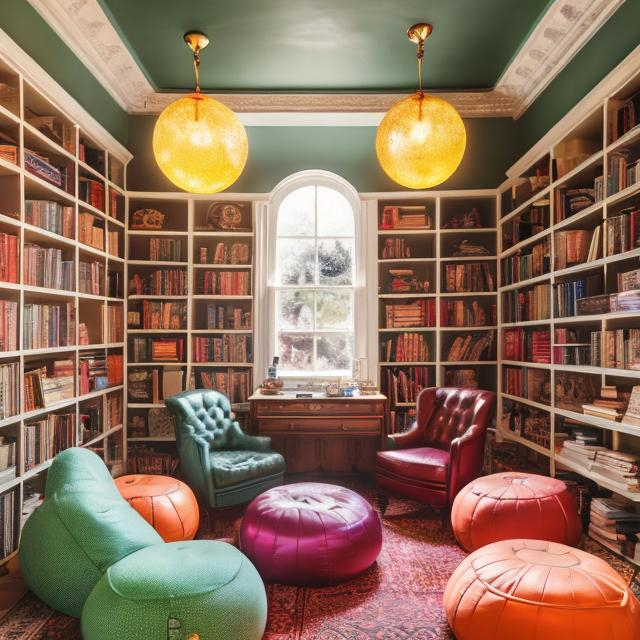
[26,0,624,120]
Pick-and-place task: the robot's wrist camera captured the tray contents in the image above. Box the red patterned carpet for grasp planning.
[0,482,634,639]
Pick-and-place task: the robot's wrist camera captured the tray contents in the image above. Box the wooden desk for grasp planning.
[249,392,386,473]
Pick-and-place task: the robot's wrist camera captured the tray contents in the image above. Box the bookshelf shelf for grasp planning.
[501,392,551,412]
[500,429,553,457]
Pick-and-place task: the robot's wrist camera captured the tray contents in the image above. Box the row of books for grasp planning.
[78,176,105,211]
[380,238,417,259]
[106,305,124,343]
[201,303,252,331]
[604,206,640,255]
[0,489,17,560]
[192,335,252,363]
[554,187,597,223]
[128,301,187,330]
[554,328,591,366]
[0,436,16,483]
[554,274,601,317]
[502,204,547,249]
[198,271,251,296]
[384,299,435,328]
[192,368,251,404]
[503,328,551,363]
[79,353,123,392]
[388,409,416,433]
[500,238,550,286]
[128,367,183,404]
[128,446,179,476]
[380,332,430,363]
[79,260,104,296]
[24,412,75,471]
[0,362,19,419]
[502,284,550,323]
[0,301,17,351]
[444,263,494,292]
[25,200,73,238]
[382,366,429,405]
[199,242,251,265]
[610,89,640,142]
[590,329,640,370]
[445,332,494,362]
[441,299,494,327]
[608,151,640,196]
[503,169,550,213]
[503,366,550,404]
[109,191,124,222]
[78,212,105,252]
[23,302,75,350]
[130,337,185,363]
[554,229,599,269]
[149,238,184,262]
[0,233,18,283]
[502,400,551,449]
[588,496,640,563]
[23,244,74,290]
[128,270,188,296]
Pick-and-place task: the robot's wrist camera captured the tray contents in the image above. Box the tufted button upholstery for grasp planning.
[376,387,495,509]
[165,390,285,508]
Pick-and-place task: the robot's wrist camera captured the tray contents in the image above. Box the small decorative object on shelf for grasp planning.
[206,202,244,230]
[387,269,430,293]
[130,208,165,230]
[452,240,490,256]
[259,378,284,396]
[443,207,482,229]
[267,356,279,379]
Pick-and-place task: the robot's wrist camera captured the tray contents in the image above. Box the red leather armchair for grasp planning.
[376,387,495,514]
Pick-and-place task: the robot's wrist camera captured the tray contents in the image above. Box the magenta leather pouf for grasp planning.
[240,483,383,586]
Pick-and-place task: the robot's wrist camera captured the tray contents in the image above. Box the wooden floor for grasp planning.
[0,557,26,620]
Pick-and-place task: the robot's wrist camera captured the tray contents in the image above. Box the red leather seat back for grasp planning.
[417,387,495,450]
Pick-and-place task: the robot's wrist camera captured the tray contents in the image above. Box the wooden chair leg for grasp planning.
[377,492,389,516]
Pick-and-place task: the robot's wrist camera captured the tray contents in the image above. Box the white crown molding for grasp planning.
[26,0,623,122]
[496,0,625,118]
[0,27,132,162]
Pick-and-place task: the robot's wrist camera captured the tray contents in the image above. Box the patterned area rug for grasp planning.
[0,482,635,640]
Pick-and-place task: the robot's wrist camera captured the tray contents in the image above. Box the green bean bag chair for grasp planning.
[81,540,267,640]
[19,447,162,617]
[19,448,268,640]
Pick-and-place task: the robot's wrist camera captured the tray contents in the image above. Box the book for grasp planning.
[379,205,431,230]
[0,233,18,283]
[623,386,640,426]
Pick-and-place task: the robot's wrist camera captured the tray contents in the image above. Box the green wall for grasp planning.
[517,0,640,154]
[127,115,520,193]
[2,0,128,144]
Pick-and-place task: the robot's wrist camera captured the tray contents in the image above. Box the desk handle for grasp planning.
[341,423,347,430]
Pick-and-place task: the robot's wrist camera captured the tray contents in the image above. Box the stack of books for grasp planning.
[384,299,435,328]
[24,149,65,189]
[582,385,630,421]
[379,205,431,229]
[131,337,185,363]
[79,354,107,395]
[589,497,640,561]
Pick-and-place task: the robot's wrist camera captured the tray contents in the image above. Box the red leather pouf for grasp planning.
[443,539,640,640]
[240,483,382,586]
[115,474,199,543]
[451,472,582,551]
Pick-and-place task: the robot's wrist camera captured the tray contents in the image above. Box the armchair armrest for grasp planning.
[447,423,487,505]
[238,434,273,453]
[384,421,423,450]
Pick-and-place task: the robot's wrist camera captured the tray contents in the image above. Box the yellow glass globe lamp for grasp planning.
[376,23,466,189]
[152,32,248,194]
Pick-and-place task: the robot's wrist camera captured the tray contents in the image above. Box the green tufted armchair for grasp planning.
[165,389,285,508]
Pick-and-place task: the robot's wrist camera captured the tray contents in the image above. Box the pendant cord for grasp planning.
[417,39,425,96]
[193,46,201,93]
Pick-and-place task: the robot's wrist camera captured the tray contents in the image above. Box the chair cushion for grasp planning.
[376,446,449,484]
[210,450,285,488]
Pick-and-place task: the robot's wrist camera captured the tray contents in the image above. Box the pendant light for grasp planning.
[376,23,466,189]
[152,31,248,194]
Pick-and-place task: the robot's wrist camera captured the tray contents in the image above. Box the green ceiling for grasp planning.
[98,0,550,92]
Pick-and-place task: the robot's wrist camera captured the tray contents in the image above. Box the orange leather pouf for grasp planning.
[444,539,640,640]
[115,474,199,542]
[451,472,582,551]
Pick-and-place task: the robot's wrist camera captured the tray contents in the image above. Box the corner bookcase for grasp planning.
[0,55,129,566]
[125,196,256,473]
[372,192,498,435]
[497,62,640,561]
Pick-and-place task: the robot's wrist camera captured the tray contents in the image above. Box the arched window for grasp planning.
[269,173,360,378]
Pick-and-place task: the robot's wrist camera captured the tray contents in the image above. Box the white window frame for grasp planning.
[260,170,367,383]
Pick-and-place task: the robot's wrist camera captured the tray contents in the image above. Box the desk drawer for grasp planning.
[258,417,381,435]
[255,400,385,416]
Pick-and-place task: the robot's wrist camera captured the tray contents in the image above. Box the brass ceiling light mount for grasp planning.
[407,22,433,96]
[184,30,210,93]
